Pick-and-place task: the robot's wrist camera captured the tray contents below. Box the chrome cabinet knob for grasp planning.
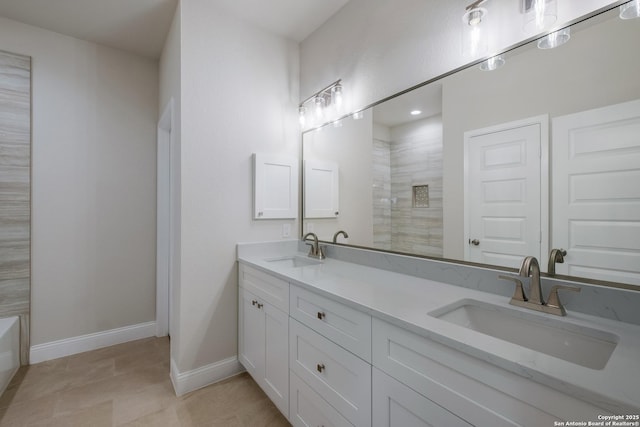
[469,239,480,246]
[316,363,325,373]
[317,311,325,320]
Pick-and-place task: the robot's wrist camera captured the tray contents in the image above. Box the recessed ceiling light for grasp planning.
[410,110,422,116]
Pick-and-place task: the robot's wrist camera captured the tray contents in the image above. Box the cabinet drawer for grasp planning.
[239,264,289,312]
[290,319,371,427]
[290,285,371,361]
[290,372,354,427]
[373,367,471,427]
[372,318,610,426]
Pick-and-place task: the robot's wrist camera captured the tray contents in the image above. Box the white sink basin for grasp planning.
[265,256,323,268]
[429,299,618,370]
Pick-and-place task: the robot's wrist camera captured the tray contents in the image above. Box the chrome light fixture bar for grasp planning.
[299,79,343,127]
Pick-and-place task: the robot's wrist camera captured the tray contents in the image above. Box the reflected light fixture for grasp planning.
[298,79,343,128]
[462,0,488,57]
[537,27,570,49]
[620,0,640,19]
[479,54,505,71]
[352,111,364,120]
[523,0,558,33]
[410,110,422,116]
[298,106,306,127]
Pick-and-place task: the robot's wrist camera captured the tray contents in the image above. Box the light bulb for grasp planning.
[523,0,557,33]
[298,106,306,127]
[462,7,488,57]
[314,96,325,119]
[332,83,343,113]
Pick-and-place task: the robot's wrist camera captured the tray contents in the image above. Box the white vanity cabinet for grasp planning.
[372,318,612,426]
[289,284,372,427]
[372,367,471,427]
[238,265,289,418]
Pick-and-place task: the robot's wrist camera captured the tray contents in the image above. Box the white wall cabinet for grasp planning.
[238,267,289,418]
[304,159,339,218]
[253,153,299,219]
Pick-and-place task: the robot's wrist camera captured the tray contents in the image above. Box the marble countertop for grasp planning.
[237,242,640,413]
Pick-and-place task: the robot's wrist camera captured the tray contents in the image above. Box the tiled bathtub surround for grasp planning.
[0,50,31,364]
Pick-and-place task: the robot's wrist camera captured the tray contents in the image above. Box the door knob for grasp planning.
[469,239,480,246]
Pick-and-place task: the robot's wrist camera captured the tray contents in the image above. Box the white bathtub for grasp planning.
[0,317,19,396]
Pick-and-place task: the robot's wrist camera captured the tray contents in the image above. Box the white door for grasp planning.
[157,101,173,338]
[465,116,548,269]
[552,99,640,286]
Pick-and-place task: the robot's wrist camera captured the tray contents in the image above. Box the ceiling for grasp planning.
[0,0,349,59]
[373,83,443,128]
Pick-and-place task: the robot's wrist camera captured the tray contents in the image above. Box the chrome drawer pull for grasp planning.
[317,311,326,320]
[257,303,263,309]
[316,363,325,373]
[251,300,257,306]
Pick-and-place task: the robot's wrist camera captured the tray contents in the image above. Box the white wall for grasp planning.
[174,0,299,373]
[300,0,617,114]
[0,17,158,344]
[303,110,374,244]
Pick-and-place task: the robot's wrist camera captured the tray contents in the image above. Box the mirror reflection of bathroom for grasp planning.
[302,5,640,286]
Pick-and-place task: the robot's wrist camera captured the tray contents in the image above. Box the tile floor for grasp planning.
[0,337,290,426]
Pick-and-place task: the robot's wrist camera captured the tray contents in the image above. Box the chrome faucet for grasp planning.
[303,232,325,260]
[332,230,349,243]
[547,248,567,275]
[499,256,581,316]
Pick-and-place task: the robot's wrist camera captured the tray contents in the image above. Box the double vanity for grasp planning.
[237,240,640,426]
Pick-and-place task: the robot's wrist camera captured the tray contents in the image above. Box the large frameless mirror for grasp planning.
[302,4,640,289]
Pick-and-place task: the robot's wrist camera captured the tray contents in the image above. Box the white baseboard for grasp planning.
[170,356,244,396]
[29,321,157,364]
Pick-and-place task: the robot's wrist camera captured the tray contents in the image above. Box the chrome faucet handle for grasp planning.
[499,275,527,302]
[546,285,581,316]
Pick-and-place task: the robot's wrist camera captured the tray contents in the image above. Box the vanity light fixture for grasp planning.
[462,0,489,57]
[537,27,570,49]
[298,79,343,128]
[620,0,640,19]
[523,0,558,33]
[410,110,422,116]
[298,106,306,126]
[479,54,505,71]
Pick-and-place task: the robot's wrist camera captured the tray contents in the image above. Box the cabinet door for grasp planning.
[264,302,289,418]
[290,372,354,427]
[373,368,471,427]
[239,288,265,378]
[304,159,339,218]
[253,153,299,219]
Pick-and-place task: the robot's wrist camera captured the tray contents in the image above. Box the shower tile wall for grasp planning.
[372,116,443,257]
[0,50,31,364]
[372,137,391,250]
